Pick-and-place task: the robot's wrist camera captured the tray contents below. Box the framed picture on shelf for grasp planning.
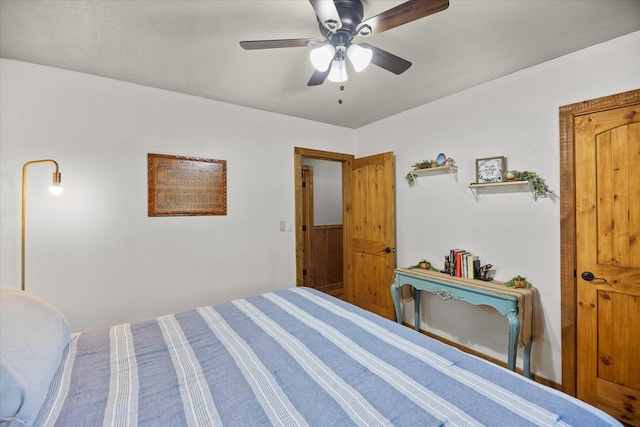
[475,156,505,183]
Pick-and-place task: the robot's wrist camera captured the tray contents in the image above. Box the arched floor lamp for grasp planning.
[22,159,63,291]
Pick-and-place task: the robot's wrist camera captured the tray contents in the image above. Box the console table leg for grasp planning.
[523,338,533,379]
[391,279,403,324]
[507,309,520,372]
[414,288,421,332]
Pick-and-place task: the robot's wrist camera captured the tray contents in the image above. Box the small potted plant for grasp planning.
[409,259,437,270]
[505,275,531,288]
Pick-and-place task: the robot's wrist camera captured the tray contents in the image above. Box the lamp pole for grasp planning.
[22,159,63,291]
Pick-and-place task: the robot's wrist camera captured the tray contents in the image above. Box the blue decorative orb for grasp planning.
[436,153,446,166]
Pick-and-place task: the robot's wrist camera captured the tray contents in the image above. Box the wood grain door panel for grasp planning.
[309,225,344,292]
[575,103,640,425]
[344,152,396,319]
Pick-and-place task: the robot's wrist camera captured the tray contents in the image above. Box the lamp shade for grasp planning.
[327,59,348,83]
[310,44,336,72]
[346,44,372,72]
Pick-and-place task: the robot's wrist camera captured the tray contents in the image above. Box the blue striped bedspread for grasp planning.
[34,287,621,426]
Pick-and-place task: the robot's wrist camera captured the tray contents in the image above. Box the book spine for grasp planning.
[455,250,465,277]
[467,255,475,279]
[462,253,468,278]
[473,257,481,279]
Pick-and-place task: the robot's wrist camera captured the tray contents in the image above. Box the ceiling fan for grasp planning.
[240,0,449,86]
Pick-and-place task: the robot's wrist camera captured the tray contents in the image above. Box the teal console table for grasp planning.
[391,268,535,378]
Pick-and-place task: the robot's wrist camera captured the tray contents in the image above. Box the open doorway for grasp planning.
[300,160,343,297]
[294,148,353,299]
[294,147,396,318]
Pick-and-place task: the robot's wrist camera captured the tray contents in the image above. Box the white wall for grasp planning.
[0,59,356,332]
[356,31,640,383]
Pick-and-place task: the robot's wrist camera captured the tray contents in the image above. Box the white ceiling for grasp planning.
[1,0,639,129]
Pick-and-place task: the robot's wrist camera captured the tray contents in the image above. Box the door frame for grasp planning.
[300,165,313,287]
[559,88,640,396]
[294,147,354,287]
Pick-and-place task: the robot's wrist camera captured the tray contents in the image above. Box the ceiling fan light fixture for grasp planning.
[323,19,339,32]
[357,24,372,37]
[328,59,348,83]
[346,43,372,72]
[310,44,336,72]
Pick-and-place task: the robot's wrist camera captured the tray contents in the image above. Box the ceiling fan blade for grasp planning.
[240,38,319,50]
[359,43,412,75]
[357,0,449,36]
[309,0,342,32]
[307,68,330,86]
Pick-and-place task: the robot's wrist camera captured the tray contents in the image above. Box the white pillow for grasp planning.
[0,286,71,426]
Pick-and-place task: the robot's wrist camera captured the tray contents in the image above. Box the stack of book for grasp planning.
[447,249,481,279]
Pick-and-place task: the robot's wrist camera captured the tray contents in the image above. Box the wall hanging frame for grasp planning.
[148,153,227,216]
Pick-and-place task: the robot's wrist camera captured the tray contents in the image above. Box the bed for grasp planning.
[0,285,622,427]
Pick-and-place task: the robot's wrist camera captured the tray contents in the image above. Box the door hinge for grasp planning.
[303,269,307,276]
[574,269,577,278]
[302,181,306,188]
[302,225,307,231]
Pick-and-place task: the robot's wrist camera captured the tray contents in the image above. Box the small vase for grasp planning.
[503,170,517,181]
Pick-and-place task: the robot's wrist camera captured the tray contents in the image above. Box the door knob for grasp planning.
[581,271,608,283]
[381,247,395,254]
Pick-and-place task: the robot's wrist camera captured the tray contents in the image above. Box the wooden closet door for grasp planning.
[575,103,640,426]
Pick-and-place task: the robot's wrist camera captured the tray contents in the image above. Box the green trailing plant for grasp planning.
[505,274,531,288]
[405,172,417,188]
[514,171,556,199]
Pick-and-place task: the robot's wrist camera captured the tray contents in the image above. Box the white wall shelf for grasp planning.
[468,180,535,201]
[409,166,458,185]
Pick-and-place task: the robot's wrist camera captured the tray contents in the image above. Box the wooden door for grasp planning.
[344,152,396,319]
[575,103,640,425]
